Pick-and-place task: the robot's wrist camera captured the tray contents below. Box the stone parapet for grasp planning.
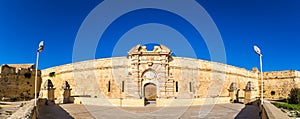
[263,101,289,119]
[9,100,35,119]
[263,70,300,79]
[170,57,258,78]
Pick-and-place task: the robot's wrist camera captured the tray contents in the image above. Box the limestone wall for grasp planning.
[40,56,259,104]
[169,57,259,99]
[0,64,42,101]
[262,70,300,99]
[40,57,130,103]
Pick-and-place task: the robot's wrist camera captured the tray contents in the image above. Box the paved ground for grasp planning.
[0,101,26,118]
[38,103,260,119]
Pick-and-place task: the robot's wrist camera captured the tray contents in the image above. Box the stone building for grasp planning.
[0,64,42,101]
[1,44,299,106]
[40,44,262,106]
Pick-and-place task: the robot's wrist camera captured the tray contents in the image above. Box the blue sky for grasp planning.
[0,0,299,71]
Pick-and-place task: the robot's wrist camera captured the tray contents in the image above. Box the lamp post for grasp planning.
[253,45,263,105]
[35,41,44,107]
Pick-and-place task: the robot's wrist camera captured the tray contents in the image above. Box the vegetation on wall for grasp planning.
[49,72,55,77]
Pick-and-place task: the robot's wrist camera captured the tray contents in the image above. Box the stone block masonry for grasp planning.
[0,64,42,101]
[40,44,262,106]
[1,44,298,106]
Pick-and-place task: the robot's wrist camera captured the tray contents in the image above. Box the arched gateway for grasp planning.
[144,83,157,104]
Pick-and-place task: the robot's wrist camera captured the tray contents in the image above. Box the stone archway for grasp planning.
[144,83,157,105]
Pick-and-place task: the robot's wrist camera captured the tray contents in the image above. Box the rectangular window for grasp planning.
[108,81,111,92]
[122,81,124,92]
[189,82,192,92]
[176,81,178,92]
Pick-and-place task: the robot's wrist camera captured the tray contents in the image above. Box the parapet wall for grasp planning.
[263,70,299,79]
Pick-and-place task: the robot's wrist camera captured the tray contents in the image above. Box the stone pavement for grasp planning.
[38,105,74,119]
[38,103,258,119]
[0,101,26,118]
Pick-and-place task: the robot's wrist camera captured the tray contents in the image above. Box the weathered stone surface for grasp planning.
[38,45,262,106]
[262,70,300,99]
[1,44,298,107]
[0,64,42,101]
[8,100,35,119]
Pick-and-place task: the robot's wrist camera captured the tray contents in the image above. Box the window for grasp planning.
[189,82,192,92]
[143,71,156,80]
[122,81,124,92]
[175,81,178,92]
[108,81,111,92]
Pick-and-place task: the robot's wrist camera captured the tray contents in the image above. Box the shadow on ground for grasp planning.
[38,105,74,119]
[235,104,260,119]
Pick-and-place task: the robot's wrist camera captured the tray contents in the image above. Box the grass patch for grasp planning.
[271,102,300,111]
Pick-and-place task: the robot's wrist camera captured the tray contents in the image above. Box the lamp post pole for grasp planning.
[254,45,263,105]
[35,41,44,107]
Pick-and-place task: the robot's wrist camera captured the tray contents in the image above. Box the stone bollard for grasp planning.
[228,82,238,103]
[44,79,56,105]
[243,81,257,104]
[47,87,56,105]
[63,89,72,103]
[61,81,72,103]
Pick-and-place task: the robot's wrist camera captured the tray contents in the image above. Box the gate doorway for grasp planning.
[144,83,157,105]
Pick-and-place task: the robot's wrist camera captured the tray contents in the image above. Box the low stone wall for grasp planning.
[157,97,230,106]
[263,101,289,119]
[9,100,35,119]
[74,97,230,107]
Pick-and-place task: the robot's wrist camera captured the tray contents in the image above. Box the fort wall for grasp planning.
[0,64,42,101]
[262,70,300,99]
[40,56,259,104]
[1,45,299,105]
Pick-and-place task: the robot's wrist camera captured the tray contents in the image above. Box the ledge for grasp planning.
[263,101,289,119]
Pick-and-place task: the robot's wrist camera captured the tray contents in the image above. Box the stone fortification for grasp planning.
[262,70,300,99]
[40,44,259,106]
[1,45,299,106]
[0,64,42,101]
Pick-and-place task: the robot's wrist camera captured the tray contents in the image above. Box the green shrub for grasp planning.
[49,72,55,77]
[272,102,300,111]
[289,88,300,104]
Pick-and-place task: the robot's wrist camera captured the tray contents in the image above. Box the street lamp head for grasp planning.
[253,45,262,55]
[38,41,44,52]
